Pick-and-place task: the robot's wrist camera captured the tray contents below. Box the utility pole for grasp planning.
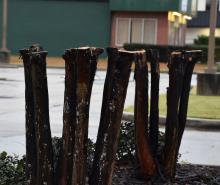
[207,0,218,73]
[0,0,10,63]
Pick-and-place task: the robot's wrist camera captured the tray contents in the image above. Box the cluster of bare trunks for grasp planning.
[20,45,201,185]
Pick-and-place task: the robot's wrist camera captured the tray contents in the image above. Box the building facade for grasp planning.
[0,0,196,56]
[110,0,196,47]
[186,0,220,44]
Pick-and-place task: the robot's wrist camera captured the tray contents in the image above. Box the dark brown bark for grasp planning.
[176,50,202,155]
[90,48,133,185]
[58,48,104,185]
[71,47,103,185]
[58,49,77,185]
[163,52,184,181]
[148,49,160,156]
[20,48,37,185]
[29,46,54,185]
[134,51,156,178]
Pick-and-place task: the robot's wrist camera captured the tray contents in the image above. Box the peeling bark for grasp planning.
[163,52,185,181]
[163,51,201,181]
[29,46,54,185]
[134,51,156,179]
[20,48,37,185]
[57,49,77,185]
[71,47,103,185]
[58,47,103,185]
[90,48,133,185]
[176,50,202,162]
[148,49,160,157]
[20,45,201,184]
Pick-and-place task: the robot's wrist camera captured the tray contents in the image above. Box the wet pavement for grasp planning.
[0,67,220,166]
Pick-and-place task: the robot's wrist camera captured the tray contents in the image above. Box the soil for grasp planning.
[113,163,220,185]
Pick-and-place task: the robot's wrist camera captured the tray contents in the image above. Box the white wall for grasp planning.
[186,27,220,44]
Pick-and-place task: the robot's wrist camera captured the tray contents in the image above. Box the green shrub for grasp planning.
[87,138,96,176]
[117,121,136,163]
[124,43,220,64]
[0,151,26,185]
[52,136,62,175]
[187,44,220,63]
[124,43,187,63]
[194,35,208,45]
[194,35,220,46]
[217,64,220,72]
[0,125,165,183]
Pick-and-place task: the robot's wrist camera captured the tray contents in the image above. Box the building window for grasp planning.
[197,0,206,11]
[143,19,157,44]
[115,18,157,46]
[131,19,142,43]
[181,0,188,12]
[116,18,130,45]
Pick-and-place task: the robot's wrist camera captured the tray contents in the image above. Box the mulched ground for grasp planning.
[113,163,220,185]
[10,55,207,73]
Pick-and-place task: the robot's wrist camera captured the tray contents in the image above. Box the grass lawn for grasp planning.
[124,88,220,120]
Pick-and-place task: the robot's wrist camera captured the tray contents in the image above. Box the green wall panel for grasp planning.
[0,3,2,51]
[0,0,110,56]
[110,0,180,12]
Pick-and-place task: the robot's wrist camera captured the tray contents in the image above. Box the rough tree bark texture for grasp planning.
[58,47,103,185]
[58,49,77,185]
[163,52,184,181]
[148,49,160,157]
[176,51,202,162]
[90,48,133,185]
[29,45,54,185]
[134,51,156,179]
[71,47,103,185]
[20,48,37,185]
[163,51,201,181]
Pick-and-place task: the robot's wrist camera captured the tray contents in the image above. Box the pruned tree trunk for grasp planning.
[58,47,103,185]
[176,50,202,163]
[20,48,37,185]
[134,51,156,179]
[58,49,77,185]
[20,44,201,185]
[29,45,54,185]
[149,49,160,157]
[90,48,133,185]
[71,47,103,185]
[163,52,184,181]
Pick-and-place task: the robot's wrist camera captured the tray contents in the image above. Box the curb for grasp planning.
[0,63,66,69]
[0,63,21,68]
[122,112,220,130]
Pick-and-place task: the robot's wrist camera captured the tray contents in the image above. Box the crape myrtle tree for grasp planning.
[132,50,202,182]
[20,44,201,184]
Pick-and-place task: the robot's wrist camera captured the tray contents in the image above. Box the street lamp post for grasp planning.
[0,0,10,63]
[197,0,220,95]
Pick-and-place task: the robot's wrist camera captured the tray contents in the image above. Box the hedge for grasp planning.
[124,43,187,63]
[194,35,220,46]
[188,44,220,63]
[123,43,220,64]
